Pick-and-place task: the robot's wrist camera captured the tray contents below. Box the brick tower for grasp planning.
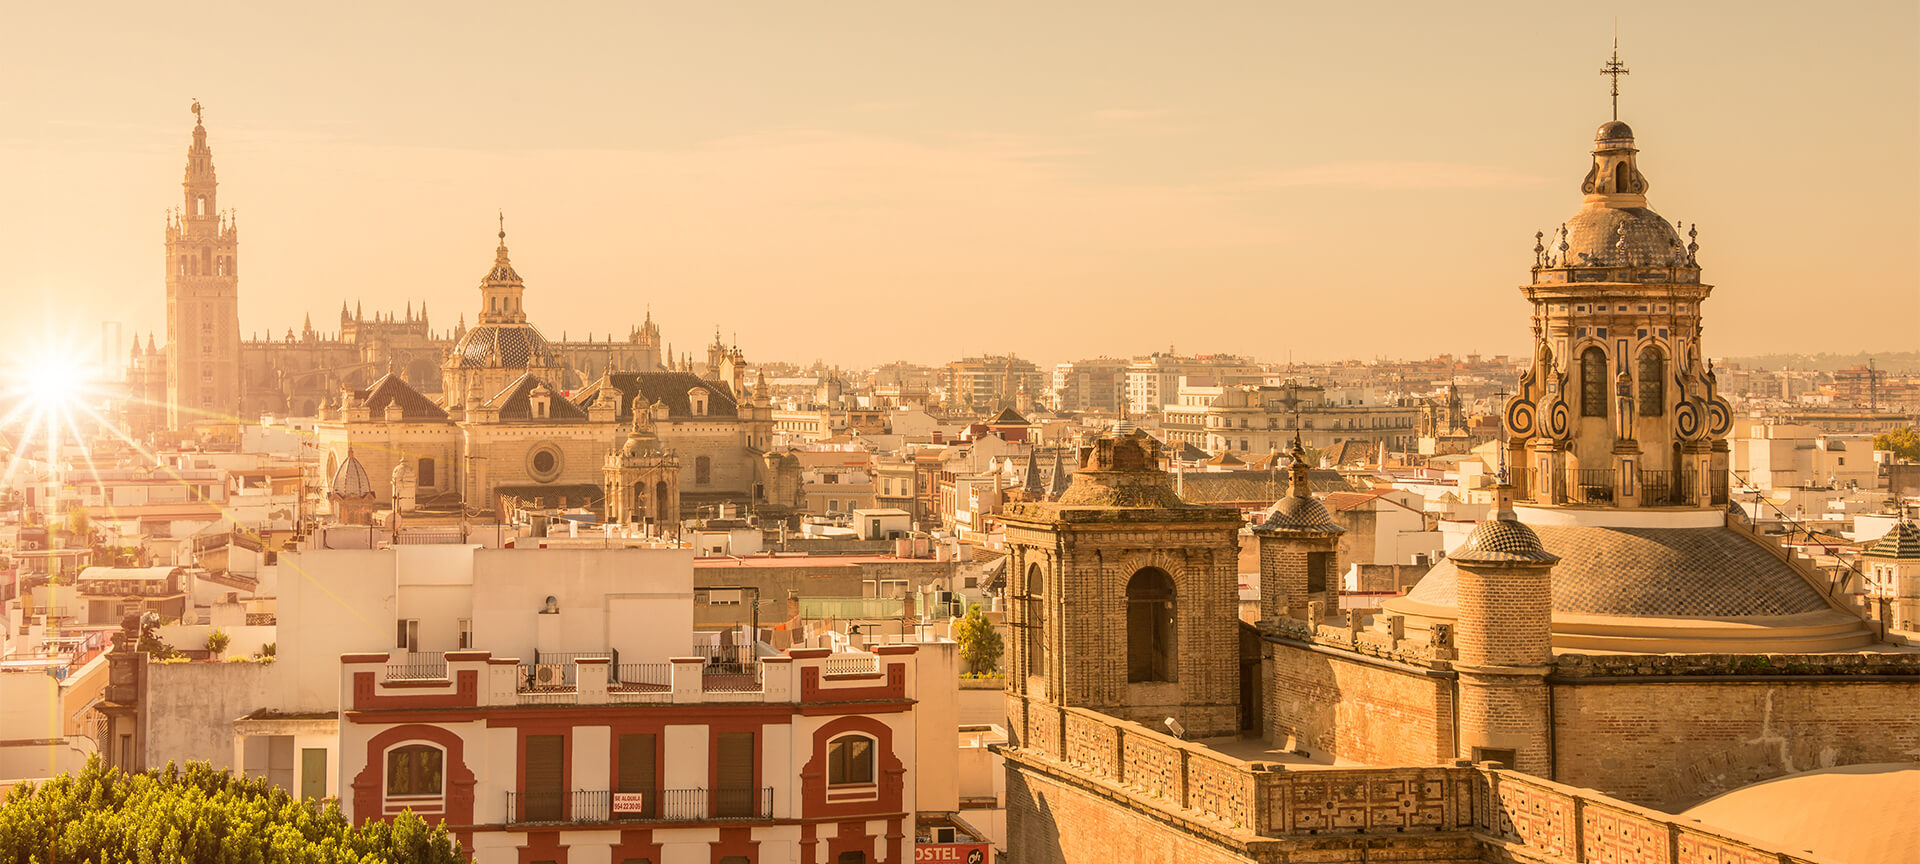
[165,101,242,429]
[1252,436,1345,622]
[1002,429,1243,739]
[1448,485,1559,773]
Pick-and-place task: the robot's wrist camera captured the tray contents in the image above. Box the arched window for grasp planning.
[695,456,711,485]
[385,744,443,796]
[1613,162,1630,193]
[826,734,875,785]
[1025,563,1045,677]
[1637,347,1665,417]
[655,480,670,520]
[1125,568,1176,683]
[1580,346,1608,418]
[196,196,206,216]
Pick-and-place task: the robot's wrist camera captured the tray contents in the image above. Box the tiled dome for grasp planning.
[448,323,558,370]
[330,449,374,498]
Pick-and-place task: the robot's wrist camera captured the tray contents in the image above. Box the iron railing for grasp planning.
[690,643,764,692]
[386,651,447,681]
[504,787,772,825]
[611,662,672,691]
[1564,468,1617,505]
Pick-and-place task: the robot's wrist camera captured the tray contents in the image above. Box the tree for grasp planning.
[1876,428,1920,462]
[952,604,1004,676]
[0,757,465,863]
[205,629,231,658]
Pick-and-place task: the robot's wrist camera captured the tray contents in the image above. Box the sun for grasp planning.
[20,351,91,412]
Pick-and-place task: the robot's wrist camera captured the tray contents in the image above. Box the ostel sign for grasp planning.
[915,844,989,864]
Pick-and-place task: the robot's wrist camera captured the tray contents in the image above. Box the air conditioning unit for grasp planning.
[533,664,565,687]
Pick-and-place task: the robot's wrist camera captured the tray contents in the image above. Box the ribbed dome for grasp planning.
[1562,204,1685,267]
[1595,120,1634,141]
[447,323,558,370]
[1255,494,1343,534]
[330,450,374,498]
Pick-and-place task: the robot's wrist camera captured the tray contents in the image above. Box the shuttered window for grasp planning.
[524,735,564,822]
[714,732,755,817]
[617,733,657,818]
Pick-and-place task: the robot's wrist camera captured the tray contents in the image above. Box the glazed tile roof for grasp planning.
[1407,524,1832,618]
[1449,518,1558,565]
[1253,494,1344,534]
[358,373,448,421]
[486,373,590,422]
[448,323,559,370]
[1176,470,1356,506]
[571,372,740,420]
[329,450,374,498]
[1864,521,1920,560]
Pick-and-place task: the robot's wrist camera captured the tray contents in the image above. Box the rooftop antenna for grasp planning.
[1600,27,1631,121]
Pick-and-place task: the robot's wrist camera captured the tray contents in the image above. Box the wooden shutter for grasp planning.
[524,735,564,822]
[617,734,656,817]
[714,732,754,817]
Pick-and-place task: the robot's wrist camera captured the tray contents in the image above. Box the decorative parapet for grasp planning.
[1003,694,1842,861]
[1260,615,1454,666]
[1553,651,1920,679]
[1475,768,1835,864]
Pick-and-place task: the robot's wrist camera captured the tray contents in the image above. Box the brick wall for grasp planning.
[1551,678,1920,811]
[1265,642,1453,766]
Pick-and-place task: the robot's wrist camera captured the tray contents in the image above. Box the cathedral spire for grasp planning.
[1600,35,1630,121]
[477,212,528,325]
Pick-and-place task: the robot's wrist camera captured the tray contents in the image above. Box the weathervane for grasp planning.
[190,99,203,124]
[1600,33,1630,121]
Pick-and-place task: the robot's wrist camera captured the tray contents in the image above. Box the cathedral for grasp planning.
[998,67,1920,864]
[127,106,798,523]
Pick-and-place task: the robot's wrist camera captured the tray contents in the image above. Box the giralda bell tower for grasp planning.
[164,101,242,429]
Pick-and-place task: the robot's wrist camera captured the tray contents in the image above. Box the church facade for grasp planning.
[998,74,1920,864]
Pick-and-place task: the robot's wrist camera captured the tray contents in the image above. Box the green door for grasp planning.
[300,748,327,801]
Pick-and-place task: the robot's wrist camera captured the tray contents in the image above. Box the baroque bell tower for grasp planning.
[164,101,242,429]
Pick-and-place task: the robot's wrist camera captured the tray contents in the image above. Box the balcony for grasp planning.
[503,787,773,826]
[1526,465,1725,508]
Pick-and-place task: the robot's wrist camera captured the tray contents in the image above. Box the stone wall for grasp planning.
[1000,701,1829,863]
[1551,676,1920,811]
[1265,640,1453,766]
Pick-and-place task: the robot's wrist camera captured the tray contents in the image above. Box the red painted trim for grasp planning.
[575,656,611,665]
[612,828,662,863]
[346,702,798,727]
[870,644,917,656]
[517,829,567,864]
[800,664,906,704]
[787,648,831,659]
[349,669,480,710]
[801,822,818,864]
[710,825,758,863]
[799,715,905,821]
[826,818,878,864]
[798,700,913,717]
[381,679,453,689]
[349,724,477,836]
[488,657,521,665]
[445,650,491,662]
[342,652,390,664]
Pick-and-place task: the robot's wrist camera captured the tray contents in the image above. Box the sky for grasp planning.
[2,1,1916,371]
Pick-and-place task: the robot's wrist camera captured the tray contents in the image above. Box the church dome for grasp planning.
[330,449,373,498]
[1384,523,1874,652]
[1680,764,1920,864]
[1595,120,1634,141]
[447,323,558,369]
[1561,204,1685,267]
[1255,494,1342,534]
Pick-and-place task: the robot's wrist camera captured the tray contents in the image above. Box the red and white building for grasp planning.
[332,545,952,864]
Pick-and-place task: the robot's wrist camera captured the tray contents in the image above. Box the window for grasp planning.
[1472,747,1517,769]
[1580,347,1608,418]
[695,456,712,486]
[385,745,442,796]
[1026,564,1045,677]
[714,732,755,818]
[1306,551,1331,595]
[1637,347,1665,416]
[532,450,556,474]
[1612,162,1629,193]
[1125,568,1177,683]
[617,733,657,818]
[396,619,418,652]
[824,474,840,484]
[418,458,435,487]
[523,734,564,822]
[827,735,875,785]
[457,618,472,650]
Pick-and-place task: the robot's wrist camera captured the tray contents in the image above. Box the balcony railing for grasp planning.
[385,652,447,681]
[1563,468,1616,505]
[504,787,773,825]
[823,655,880,676]
[611,662,672,692]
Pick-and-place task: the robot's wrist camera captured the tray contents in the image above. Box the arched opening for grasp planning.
[1580,346,1608,418]
[654,480,670,522]
[1637,346,1665,416]
[1025,563,1045,677]
[1125,567,1177,683]
[694,456,711,486]
[196,195,206,216]
[825,734,875,786]
[1613,161,1630,193]
[384,743,443,797]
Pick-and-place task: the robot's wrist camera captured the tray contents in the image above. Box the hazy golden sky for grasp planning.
[3,1,1916,370]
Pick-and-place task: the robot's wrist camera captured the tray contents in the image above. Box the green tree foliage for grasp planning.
[952,604,1004,675]
[205,629,231,657]
[1876,428,1920,462]
[0,757,465,863]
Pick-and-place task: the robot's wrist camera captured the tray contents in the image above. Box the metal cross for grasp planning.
[1600,39,1630,121]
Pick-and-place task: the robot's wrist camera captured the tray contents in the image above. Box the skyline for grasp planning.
[3,2,1917,370]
